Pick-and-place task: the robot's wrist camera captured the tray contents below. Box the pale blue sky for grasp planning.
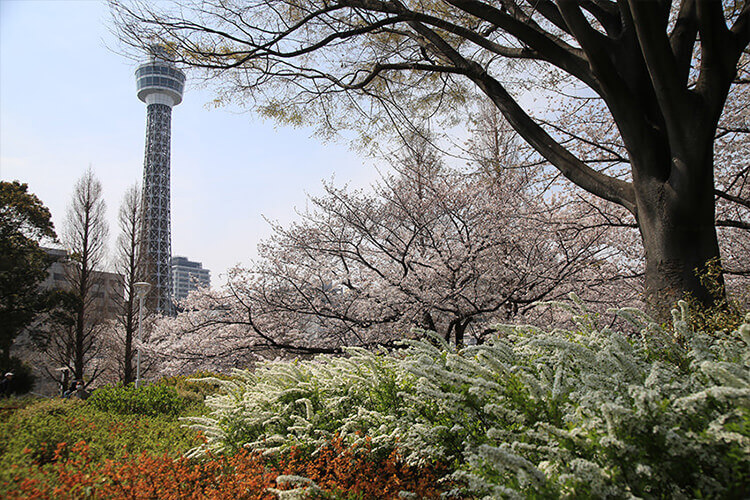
[0,0,380,286]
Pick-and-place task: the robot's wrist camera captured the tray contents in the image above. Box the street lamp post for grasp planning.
[133,282,152,388]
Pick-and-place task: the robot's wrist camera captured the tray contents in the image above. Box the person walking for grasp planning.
[63,380,77,398]
[0,373,14,398]
[73,380,89,400]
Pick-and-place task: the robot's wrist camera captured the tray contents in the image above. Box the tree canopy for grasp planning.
[146,138,639,373]
[112,0,750,318]
[0,181,57,367]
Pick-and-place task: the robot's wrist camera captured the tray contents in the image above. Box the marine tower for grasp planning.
[136,46,185,315]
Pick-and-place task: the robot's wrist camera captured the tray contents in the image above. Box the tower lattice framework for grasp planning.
[136,47,185,315]
[141,104,174,315]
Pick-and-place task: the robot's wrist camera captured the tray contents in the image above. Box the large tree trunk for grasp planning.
[637,183,722,320]
[453,317,471,349]
[632,127,723,321]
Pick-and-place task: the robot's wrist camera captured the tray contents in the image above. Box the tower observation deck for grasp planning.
[136,46,185,315]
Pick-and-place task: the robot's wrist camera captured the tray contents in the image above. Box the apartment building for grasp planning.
[171,255,210,302]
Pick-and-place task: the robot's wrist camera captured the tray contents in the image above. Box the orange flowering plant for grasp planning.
[4,437,455,499]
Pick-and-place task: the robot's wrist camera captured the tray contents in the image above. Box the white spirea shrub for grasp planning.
[187,299,750,498]
[186,346,414,457]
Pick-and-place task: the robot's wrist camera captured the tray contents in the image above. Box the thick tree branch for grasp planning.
[627,0,690,140]
[579,0,622,36]
[715,188,750,209]
[715,219,750,230]
[376,14,636,213]
[443,0,599,90]
[669,0,698,84]
[695,0,735,112]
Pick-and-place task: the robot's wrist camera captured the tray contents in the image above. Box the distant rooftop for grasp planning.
[171,256,204,269]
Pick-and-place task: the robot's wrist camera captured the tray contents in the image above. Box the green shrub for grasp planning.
[0,394,40,421]
[158,370,229,405]
[86,383,187,417]
[190,298,750,498]
[0,397,198,481]
[684,257,748,335]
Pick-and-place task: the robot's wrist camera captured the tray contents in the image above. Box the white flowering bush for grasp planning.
[188,299,750,498]
[187,347,415,457]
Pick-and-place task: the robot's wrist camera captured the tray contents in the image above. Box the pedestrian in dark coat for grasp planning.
[0,373,13,397]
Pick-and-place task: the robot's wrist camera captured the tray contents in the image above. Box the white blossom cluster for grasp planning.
[187,298,750,497]
[185,346,414,458]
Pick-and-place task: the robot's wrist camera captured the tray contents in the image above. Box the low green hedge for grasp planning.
[86,383,188,417]
[0,398,198,478]
[158,370,230,404]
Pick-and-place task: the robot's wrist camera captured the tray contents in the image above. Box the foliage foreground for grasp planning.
[4,438,446,499]
[189,300,750,498]
[0,381,448,499]
[2,300,749,499]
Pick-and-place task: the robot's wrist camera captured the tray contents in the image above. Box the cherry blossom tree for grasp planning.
[714,74,750,300]
[466,101,646,304]
[147,139,634,373]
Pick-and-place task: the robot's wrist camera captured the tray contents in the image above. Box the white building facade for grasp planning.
[170,256,211,302]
